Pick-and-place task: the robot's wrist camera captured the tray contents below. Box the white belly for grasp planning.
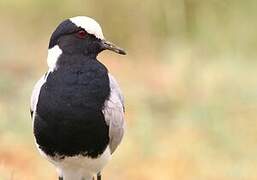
[38,146,111,180]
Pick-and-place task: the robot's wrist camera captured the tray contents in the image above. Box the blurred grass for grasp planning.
[0,0,257,179]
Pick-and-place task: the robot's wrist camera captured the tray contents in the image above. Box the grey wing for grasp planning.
[30,74,47,118]
[103,74,125,154]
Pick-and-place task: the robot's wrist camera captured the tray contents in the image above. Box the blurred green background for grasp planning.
[1,0,257,179]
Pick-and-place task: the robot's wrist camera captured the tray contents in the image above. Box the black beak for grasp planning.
[101,40,126,55]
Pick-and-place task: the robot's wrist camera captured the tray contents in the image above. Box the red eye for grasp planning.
[76,30,87,38]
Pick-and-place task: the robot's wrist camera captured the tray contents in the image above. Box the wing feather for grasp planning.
[30,73,47,117]
[103,74,125,153]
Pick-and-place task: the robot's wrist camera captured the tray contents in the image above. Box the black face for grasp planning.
[58,30,103,56]
[49,19,103,57]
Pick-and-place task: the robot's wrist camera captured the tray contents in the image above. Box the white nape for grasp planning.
[70,16,104,40]
[47,45,63,72]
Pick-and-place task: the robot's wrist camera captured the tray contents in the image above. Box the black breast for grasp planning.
[34,59,110,158]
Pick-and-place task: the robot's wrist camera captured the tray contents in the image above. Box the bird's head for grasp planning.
[47,16,126,70]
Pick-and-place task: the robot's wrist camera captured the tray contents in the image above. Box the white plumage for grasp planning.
[47,45,62,71]
[70,16,104,40]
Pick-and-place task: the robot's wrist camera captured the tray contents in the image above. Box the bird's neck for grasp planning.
[47,45,99,71]
[54,53,97,70]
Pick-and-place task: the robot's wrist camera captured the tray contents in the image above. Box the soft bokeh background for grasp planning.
[1,0,257,179]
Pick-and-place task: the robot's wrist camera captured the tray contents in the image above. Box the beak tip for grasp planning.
[119,50,127,55]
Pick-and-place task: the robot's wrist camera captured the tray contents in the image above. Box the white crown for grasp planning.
[70,16,104,40]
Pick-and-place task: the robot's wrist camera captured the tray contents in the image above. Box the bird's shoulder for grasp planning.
[30,72,48,117]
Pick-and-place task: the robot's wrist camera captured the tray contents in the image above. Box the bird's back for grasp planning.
[34,59,110,158]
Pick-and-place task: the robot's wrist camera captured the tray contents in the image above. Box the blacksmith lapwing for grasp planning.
[30,16,126,180]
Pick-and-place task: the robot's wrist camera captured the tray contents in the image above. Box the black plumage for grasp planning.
[34,57,110,158]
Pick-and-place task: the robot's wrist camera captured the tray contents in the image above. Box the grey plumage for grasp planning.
[102,74,125,153]
[30,74,47,114]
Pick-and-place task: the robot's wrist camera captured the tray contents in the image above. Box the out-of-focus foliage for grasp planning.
[0,0,257,179]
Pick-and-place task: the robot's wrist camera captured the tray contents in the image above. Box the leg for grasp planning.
[97,172,101,180]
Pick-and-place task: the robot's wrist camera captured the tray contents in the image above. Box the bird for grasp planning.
[30,16,126,180]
